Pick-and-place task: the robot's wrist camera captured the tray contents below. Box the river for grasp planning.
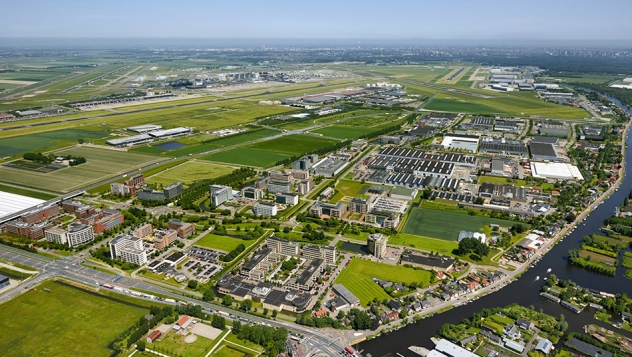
[359,96,632,357]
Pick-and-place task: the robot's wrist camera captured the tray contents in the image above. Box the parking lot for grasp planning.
[183,247,224,279]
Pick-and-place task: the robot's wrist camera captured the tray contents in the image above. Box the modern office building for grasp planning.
[154,229,178,250]
[367,233,388,258]
[137,189,166,201]
[267,181,292,194]
[302,244,337,264]
[348,198,368,214]
[276,193,299,205]
[93,209,125,235]
[209,185,233,206]
[309,202,347,217]
[241,187,264,200]
[163,182,184,200]
[44,227,67,245]
[109,234,147,265]
[21,205,60,224]
[134,223,153,239]
[267,236,300,256]
[253,202,277,217]
[167,220,195,238]
[291,154,319,170]
[66,223,95,247]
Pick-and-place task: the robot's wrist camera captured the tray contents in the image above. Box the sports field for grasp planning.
[0,146,164,193]
[0,129,107,158]
[146,160,234,185]
[311,125,375,139]
[0,280,148,357]
[194,234,258,253]
[403,208,520,241]
[334,258,433,306]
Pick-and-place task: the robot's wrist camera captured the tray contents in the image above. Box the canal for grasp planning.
[360,97,632,357]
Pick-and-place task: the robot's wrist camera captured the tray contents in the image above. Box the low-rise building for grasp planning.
[167,220,195,238]
[154,229,178,250]
[276,193,299,205]
[134,223,153,239]
[310,202,347,217]
[241,187,264,200]
[400,252,455,272]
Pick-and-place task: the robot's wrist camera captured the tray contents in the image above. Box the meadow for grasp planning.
[194,234,258,253]
[330,179,370,203]
[0,280,148,357]
[403,208,520,241]
[334,258,432,306]
[146,160,234,186]
[159,129,280,157]
[311,125,376,140]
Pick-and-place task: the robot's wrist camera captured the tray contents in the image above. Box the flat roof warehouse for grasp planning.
[0,191,45,220]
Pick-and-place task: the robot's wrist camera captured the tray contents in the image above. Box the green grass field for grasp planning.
[0,280,148,357]
[330,179,370,203]
[194,234,258,253]
[0,146,164,193]
[0,183,56,200]
[0,129,107,158]
[311,125,376,139]
[334,258,432,306]
[161,129,280,157]
[201,148,291,167]
[247,134,338,155]
[148,330,215,357]
[403,208,520,241]
[389,233,459,254]
[146,160,234,186]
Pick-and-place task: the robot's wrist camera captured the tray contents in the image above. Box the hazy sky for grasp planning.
[1,0,631,41]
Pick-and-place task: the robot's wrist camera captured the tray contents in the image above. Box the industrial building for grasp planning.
[253,202,277,217]
[531,136,559,146]
[478,183,527,201]
[494,119,519,132]
[529,142,560,161]
[148,127,191,139]
[441,134,479,152]
[367,233,388,258]
[127,124,163,133]
[538,122,570,137]
[310,158,348,177]
[530,162,584,180]
[106,134,153,147]
[478,138,527,156]
[209,185,233,206]
[0,191,46,222]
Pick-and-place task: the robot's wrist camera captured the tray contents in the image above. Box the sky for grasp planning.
[1,0,631,43]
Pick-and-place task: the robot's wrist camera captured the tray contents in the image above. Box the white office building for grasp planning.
[45,227,67,245]
[109,234,147,265]
[66,223,95,247]
[254,202,277,217]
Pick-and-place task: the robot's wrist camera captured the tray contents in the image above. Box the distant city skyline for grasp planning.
[1,0,631,43]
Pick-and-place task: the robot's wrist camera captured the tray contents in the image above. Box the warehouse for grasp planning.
[376,147,476,166]
[538,123,570,137]
[106,134,153,147]
[148,127,192,138]
[127,124,162,133]
[494,119,519,131]
[0,191,45,221]
[478,138,527,156]
[530,162,584,180]
[441,134,479,153]
[529,142,560,161]
[470,117,494,131]
[531,136,559,146]
[310,158,348,177]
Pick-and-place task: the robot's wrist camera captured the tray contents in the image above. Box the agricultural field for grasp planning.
[0,280,148,357]
[578,250,617,265]
[194,234,258,253]
[146,160,235,186]
[330,179,370,203]
[0,183,57,200]
[0,146,164,193]
[389,233,459,254]
[311,125,375,140]
[334,258,433,306]
[403,208,521,241]
[0,129,107,159]
[159,129,280,157]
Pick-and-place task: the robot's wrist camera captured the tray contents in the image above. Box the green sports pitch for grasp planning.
[403,208,522,241]
[0,280,149,357]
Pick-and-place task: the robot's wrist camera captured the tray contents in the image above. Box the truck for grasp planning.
[113,275,121,282]
[103,284,113,289]
[345,347,355,355]
[165,298,176,303]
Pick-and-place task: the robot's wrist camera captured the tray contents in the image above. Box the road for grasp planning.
[0,244,345,356]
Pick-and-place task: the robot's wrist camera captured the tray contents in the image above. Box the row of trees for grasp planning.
[220,243,246,262]
[179,167,257,211]
[231,321,288,357]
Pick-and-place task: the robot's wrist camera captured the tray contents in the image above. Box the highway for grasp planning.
[0,244,346,356]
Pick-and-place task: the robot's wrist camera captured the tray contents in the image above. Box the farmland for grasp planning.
[334,258,432,306]
[146,160,235,186]
[0,280,148,357]
[403,208,520,241]
[194,234,258,253]
[158,129,280,157]
[0,146,164,193]
[0,129,107,159]
[202,148,292,167]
